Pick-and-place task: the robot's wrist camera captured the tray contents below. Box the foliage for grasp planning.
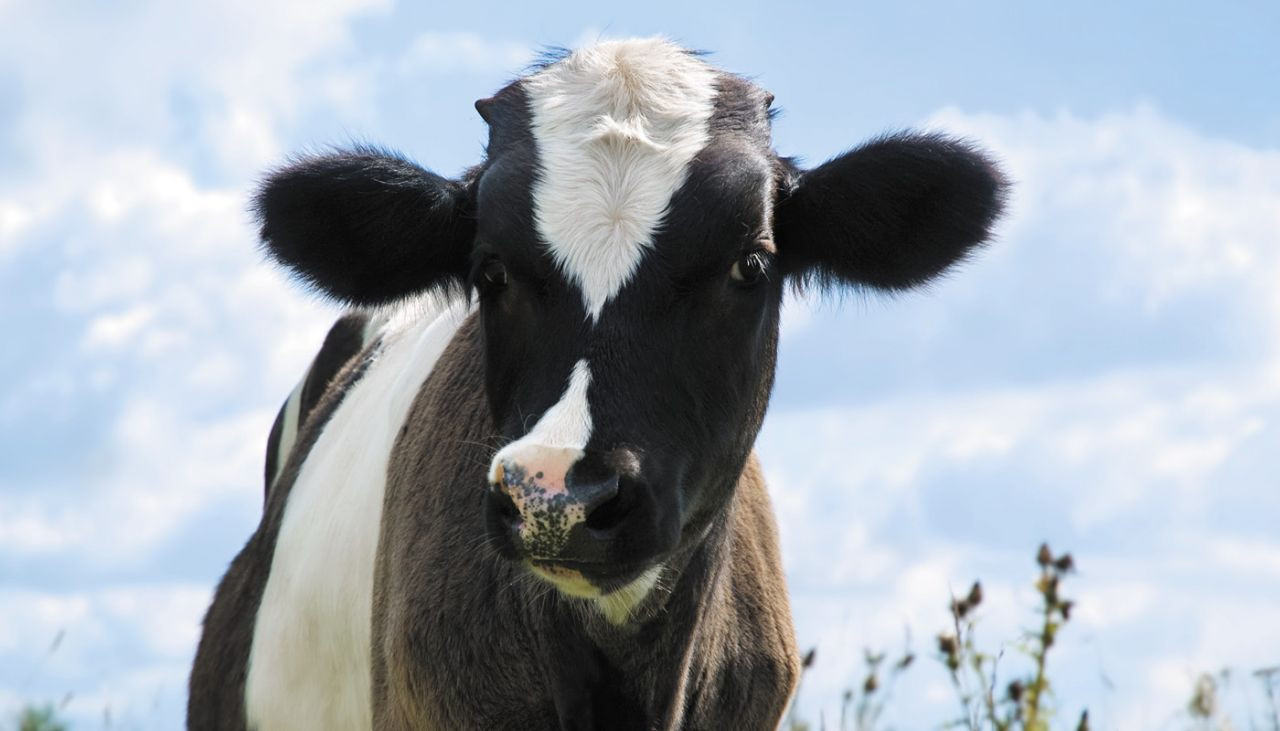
[840,643,915,731]
[11,544,1280,730]
[14,704,68,731]
[935,543,1083,731]
[785,543,1280,731]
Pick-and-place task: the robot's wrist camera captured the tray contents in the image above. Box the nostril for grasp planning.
[567,461,631,534]
[491,489,521,528]
[584,488,630,533]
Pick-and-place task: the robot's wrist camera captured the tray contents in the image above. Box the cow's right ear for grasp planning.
[255,148,474,307]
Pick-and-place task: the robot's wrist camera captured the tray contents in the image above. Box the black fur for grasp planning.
[774,133,1008,291]
[255,147,475,307]
[262,400,285,497]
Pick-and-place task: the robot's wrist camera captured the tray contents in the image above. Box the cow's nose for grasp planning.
[486,446,633,562]
[566,470,621,522]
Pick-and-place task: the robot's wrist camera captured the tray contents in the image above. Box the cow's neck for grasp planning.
[529,479,740,729]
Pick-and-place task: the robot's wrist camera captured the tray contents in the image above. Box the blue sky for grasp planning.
[2,1,1278,728]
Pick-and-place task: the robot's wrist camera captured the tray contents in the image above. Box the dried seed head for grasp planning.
[937,633,959,671]
[1037,543,1053,567]
[863,674,879,693]
[801,648,817,669]
[966,581,983,608]
[1055,554,1076,573]
[1060,600,1074,621]
[1007,680,1024,703]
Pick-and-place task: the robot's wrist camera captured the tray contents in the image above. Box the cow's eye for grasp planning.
[729,251,768,285]
[479,258,508,291]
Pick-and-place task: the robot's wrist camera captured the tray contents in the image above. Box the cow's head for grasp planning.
[257,39,1006,614]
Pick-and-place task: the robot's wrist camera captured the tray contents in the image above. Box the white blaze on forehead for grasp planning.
[526,38,719,321]
[489,359,593,482]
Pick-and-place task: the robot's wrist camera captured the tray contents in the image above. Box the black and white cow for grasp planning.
[189,38,1006,730]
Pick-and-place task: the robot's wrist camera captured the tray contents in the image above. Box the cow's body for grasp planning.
[190,303,796,729]
[190,37,1006,730]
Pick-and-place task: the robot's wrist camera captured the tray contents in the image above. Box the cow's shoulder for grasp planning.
[264,311,385,499]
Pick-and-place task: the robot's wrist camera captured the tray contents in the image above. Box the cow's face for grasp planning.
[256,39,1006,614]
[468,47,786,601]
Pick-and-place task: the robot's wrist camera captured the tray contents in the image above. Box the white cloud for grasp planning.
[1206,537,1280,579]
[0,155,334,559]
[0,118,337,569]
[0,200,30,254]
[0,584,209,728]
[0,0,369,589]
[0,6,383,723]
[1074,582,1157,630]
[400,31,532,76]
[2,2,1278,724]
[0,402,273,559]
[0,0,392,188]
[929,103,1280,331]
[779,290,816,340]
[771,105,1280,726]
[83,305,156,351]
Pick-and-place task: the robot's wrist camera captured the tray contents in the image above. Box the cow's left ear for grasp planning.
[773,132,1008,291]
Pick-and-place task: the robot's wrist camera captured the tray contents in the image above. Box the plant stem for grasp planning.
[1025,566,1054,730]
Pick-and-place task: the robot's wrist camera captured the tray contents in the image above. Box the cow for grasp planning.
[188,37,1007,730]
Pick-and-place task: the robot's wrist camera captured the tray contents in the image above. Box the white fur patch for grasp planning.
[595,565,664,624]
[272,376,306,487]
[526,38,718,320]
[528,561,664,625]
[269,312,389,489]
[522,358,593,449]
[245,298,470,731]
[489,359,593,484]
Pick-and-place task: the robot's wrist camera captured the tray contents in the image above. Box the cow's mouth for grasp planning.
[526,557,659,597]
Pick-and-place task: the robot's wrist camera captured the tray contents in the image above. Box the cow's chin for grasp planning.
[525,559,666,624]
